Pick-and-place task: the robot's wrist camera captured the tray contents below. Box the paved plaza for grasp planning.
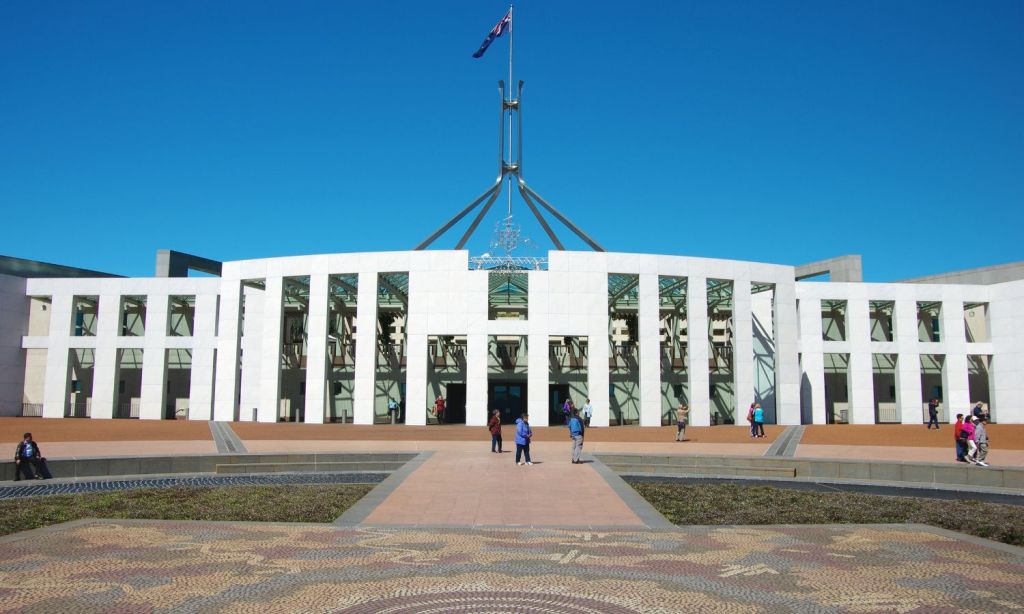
[1,419,1022,611]
[0,519,1021,613]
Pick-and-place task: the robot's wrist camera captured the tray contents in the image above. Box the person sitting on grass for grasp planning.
[14,432,51,481]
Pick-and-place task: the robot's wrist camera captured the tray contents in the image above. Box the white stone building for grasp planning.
[1,251,1021,426]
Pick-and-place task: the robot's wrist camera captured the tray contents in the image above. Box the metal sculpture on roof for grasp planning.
[416,6,604,260]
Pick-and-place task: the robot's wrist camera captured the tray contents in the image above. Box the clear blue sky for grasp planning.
[2,1,1021,280]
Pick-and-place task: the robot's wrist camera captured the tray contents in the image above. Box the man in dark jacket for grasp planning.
[14,433,51,480]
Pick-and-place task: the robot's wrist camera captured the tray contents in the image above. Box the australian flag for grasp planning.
[472,10,512,58]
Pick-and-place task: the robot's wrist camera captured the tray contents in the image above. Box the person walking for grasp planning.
[675,403,689,441]
[753,403,765,438]
[488,409,503,453]
[581,398,593,427]
[961,416,977,464]
[562,398,572,426]
[746,403,757,438]
[434,395,445,424]
[953,413,966,462]
[927,398,940,429]
[515,413,533,466]
[14,433,51,481]
[972,415,990,467]
[569,408,585,463]
[387,397,400,424]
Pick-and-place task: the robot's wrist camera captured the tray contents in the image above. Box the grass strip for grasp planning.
[0,484,373,537]
[628,480,1024,547]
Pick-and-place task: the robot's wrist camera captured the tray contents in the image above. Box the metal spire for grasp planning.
[415,6,605,254]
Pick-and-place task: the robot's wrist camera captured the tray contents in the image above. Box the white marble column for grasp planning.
[404,333,428,426]
[352,272,379,425]
[187,293,218,421]
[894,299,923,424]
[42,294,73,418]
[257,277,283,423]
[304,274,329,424]
[797,297,826,424]
[941,298,970,421]
[732,278,754,422]
[213,279,243,422]
[90,293,122,420]
[846,298,875,424]
[139,292,169,420]
[637,274,661,427]
[773,281,801,425]
[686,276,710,427]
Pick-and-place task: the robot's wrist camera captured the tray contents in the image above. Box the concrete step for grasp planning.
[598,454,794,469]
[214,461,405,475]
[605,463,797,479]
[594,453,1024,490]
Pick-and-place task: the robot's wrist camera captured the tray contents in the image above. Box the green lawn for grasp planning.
[0,484,373,537]
[628,480,1024,546]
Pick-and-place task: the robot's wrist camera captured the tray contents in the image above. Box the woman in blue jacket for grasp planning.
[515,413,533,466]
[753,404,765,438]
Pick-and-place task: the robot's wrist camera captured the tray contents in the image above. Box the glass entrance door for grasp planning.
[489,381,526,424]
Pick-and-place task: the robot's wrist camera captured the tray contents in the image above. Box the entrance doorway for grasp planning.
[549,384,570,425]
[444,383,466,424]
[489,381,526,424]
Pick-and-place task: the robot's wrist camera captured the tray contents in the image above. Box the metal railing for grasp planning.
[20,404,43,417]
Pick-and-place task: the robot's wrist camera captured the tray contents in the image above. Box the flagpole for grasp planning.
[507,4,514,217]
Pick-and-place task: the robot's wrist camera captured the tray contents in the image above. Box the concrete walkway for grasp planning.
[356,442,648,528]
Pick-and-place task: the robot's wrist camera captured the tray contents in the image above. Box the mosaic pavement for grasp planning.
[0,519,1021,613]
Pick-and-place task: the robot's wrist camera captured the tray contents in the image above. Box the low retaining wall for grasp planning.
[595,453,1024,491]
[3,452,417,481]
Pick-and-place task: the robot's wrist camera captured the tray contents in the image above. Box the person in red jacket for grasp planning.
[953,414,966,462]
[434,395,445,424]
[488,409,503,453]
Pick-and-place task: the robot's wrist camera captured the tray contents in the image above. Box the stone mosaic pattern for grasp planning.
[0,521,1021,613]
[0,473,386,499]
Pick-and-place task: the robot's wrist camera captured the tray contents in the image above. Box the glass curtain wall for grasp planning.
[168,296,195,336]
[708,279,735,424]
[919,354,945,422]
[964,303,990,343]
[549,335,586,425]
[490,335,528,424]
[166,349,192,419]
[659,277,688,425]
[71,296,98,337]
[376,272,408,424]
[115,348,143,419]
[872,353,898,423]
[918,302,941,342]
[280,277,310,422]
[821,300,847,341]
[609,274,640,425]
[120,296,146,336]
[869,301,894,342]
[428,335,467,424]
[823,353,850,424]
[968,355,992,420]
[67,348,95,417]
[327,274,358,423]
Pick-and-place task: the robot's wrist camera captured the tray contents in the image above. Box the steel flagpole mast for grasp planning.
[506,4,514,217]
